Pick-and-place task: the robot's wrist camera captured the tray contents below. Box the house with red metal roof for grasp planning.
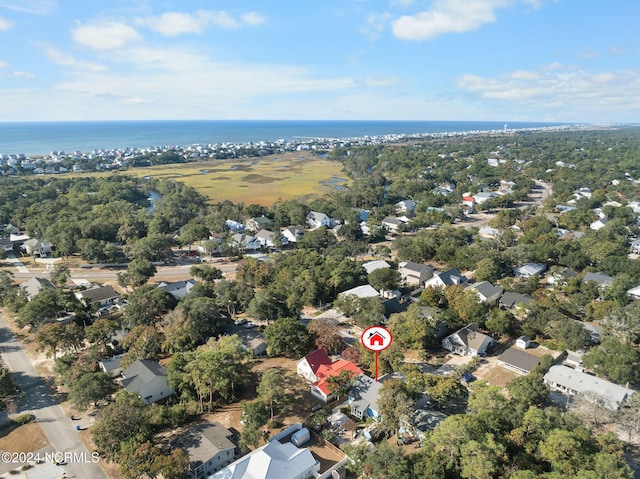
[311,359,363,402]
[296,349,331,383]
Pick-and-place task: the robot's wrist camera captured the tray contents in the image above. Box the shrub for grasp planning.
[13,413,35,425]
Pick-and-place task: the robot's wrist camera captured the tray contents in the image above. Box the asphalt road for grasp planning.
[12,260,239,282]
[0,314,107,479]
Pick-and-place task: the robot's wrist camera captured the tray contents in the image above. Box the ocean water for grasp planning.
[0,120,567,156]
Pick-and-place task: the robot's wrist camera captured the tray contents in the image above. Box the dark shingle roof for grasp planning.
[498,348,540,373]
[79,285,119,303]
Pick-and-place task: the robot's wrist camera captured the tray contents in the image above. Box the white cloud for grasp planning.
[136,11,215,36]
[45,45,358,118]
[43,45,107,72]
[136,10,266,36]
[457,65,640,118]
[241,11,267,26]
[359,12,392,40]
[390,0,415,7]
[0,16,12,30]
[11,71,34,78]
[360,77,399,87]
[0,59,7,68]
[71,21,142,51]
[0,0,55,15]
[392,0,509,41]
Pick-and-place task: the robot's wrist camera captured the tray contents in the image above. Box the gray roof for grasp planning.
[99,354,124,373]
[349,374,383,414]
[158,279,196,300]
[172,422,235,466]
[79,284,119,303]
[435,269,467,286]
[121,359,167,394]
[307,211,330,223]
[467,281,503,300]
[448,323,493,351]
[401,261,433,275]
[158,279,195,292]
[412,408,447,433]
[515,262,546,276]
[251,216,271,226]
[363,260,391,274]
[20,276,55,298]
[544,365,634,409]
[583,271,614,286]
[382,216,403,226]
[498,348,540,373]
[339,284,380,299]
[500,292,533,308]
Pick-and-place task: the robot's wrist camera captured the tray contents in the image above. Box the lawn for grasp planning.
[132,152,348,205]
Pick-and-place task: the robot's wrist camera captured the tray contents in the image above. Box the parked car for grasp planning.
[244,321,257,329]
[235,319,247,326]
[462,373,475,384]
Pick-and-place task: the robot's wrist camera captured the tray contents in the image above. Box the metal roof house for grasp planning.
[543,365,634,410]
[209,433,319,479]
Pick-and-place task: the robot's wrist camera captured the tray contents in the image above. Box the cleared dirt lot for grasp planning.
[473,343,561,387]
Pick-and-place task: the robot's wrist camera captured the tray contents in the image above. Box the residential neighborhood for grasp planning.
[0,127,639,479]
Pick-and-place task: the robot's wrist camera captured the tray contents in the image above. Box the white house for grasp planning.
[157,279,196,300]
[348,374,384,420]
[514,263,546,278]
[497,348,540,375]
[21,238,51,257]
[424,269,467,289]
[543,365,634,410]
[230,233,261,251]
[120,359,174,405]
[172,422,236,478]
[478,227,502,240]
[381,216,404,232]
[515,336,531,349]
[590,218,608,231]
[20,276,56,301]
[210,427,320,479]
[245,216,271,232]
[281,227,304,244]
[296,349,332,383]
[396,199,417,215]
[473,191,499,204]
[99,354,124,377]
[338,284,380,299]
[306,211,332,229]
[465,281,503,304]
[627,284,640,300]
[362,260,391,275]
[255,229,288,248]
[74,284,120,308]
[442,324,494,356]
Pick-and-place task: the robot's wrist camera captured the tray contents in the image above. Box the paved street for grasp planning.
[0,315,107,479]
[11,260,239,282]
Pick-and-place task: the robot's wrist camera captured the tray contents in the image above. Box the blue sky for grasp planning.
[0,0,638,122]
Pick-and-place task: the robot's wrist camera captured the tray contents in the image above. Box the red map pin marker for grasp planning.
[360,326,392,381]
